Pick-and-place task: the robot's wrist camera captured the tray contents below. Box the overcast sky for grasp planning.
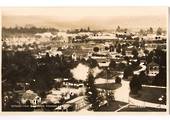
[2,7,167,30]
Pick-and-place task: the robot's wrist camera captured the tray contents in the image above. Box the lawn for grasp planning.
[130,86,166,104]
[118,105,166,112]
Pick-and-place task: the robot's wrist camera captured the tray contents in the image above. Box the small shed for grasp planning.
[147,61,159,77]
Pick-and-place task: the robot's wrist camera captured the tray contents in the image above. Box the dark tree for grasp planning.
[115,76,121,84]
[153,67,166,87]
[139,29,145,36]
[138,71,148,85]
[93,47,99,52]
[121,48,126,56]
[123,65,133,79]
[156,27,163,35]
[87,57,98,68]
[109,60,116,69]
[116,44,121,53]
[144,49,149,56]
[146,51,154,64]
[109,45,115,52]
[23,100,34,111]
[85,73,100,111]
[116,26,121,32]
[132,48,138,58]
[140,39,145,48]
[147,27,153,34]
[133,40,140,48]
[87,27,90,32]
[105,46,109,51]
[129,75,142,94]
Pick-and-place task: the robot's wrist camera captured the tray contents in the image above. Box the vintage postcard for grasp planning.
[0,7,169,114]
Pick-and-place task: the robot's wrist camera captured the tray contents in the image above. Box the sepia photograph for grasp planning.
[1,7,168,113]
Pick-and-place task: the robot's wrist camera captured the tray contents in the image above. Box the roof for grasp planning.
[46,94,61,104]
[66,96,86,104]
[148,61,159,66]
[35,32,54,38]
[49,88,63,95]
[22,90,39,100]
[87,36,117,40]
[95,78,115,84]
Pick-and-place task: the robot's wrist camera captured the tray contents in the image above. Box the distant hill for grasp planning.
[2,15,166,31]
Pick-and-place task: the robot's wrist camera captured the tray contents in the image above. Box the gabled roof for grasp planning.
[22,90,39,100]
[148,61,159,66]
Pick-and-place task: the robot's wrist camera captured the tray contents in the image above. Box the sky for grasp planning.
[1,7,167,30]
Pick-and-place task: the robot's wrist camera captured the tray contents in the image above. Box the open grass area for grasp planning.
[130,86,166,104]
[118,105,166,112]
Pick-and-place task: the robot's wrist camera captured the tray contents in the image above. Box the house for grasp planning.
[90,52,110,67]
[98,60,110,68]
[45,49,63,57]
[143,34,166,41]
[56,32,69,43]
[86,35,117,43]
[66,96,87,111]
[45,88,63,104]
[147,61,159,77]
[21,90,41,105]
[35,32,54,38]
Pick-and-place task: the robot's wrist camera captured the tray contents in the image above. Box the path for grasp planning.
[114,62,167,110]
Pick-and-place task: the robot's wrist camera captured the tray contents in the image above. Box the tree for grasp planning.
[85,73,100,111]
[154,46,166,66]
[87,57,98,68]
[156,27,163,35]
[154,68,166,87]
[124,56,130,64]
[121,48,126,56]
[118,62,126,70]
[93,47,99,52]
[105,46,109,51]
[2,93,20,111]
[116,43,121,53]
[144,49,149,56]
[109,45,115,52]
[133,40,140,48]
[123,65,133,79]
[116,47,121,53]
[132,48,138,58]
[87,27,90,32]
[138,71,148,84]
[123,28,128,33]
[146,50,154,64]
[139,29,145,36]
[129,75,142,94]
[24,100,34,111]
[140,39,145,48]
[147,27,153,34]
[116,26,121,32]
[109,60,116,69]
[115,76,121,84]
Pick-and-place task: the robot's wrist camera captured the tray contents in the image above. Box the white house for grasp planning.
[35,32,54,38]
[147,61,159,77]
[21,90,41,105]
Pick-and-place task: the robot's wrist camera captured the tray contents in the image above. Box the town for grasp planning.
[2,25,167,112]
